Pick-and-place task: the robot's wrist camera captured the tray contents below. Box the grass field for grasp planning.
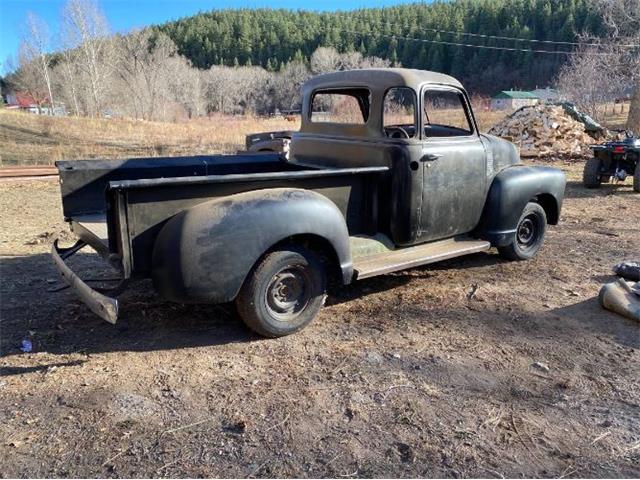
[0,105,628,166]
[0,111,300,166]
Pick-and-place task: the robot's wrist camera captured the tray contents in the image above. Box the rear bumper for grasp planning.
[51,239,120,324]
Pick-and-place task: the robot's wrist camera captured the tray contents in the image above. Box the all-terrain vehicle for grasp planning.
[583,131,640,191]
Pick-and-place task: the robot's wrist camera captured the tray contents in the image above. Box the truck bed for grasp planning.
[57,153,389,278]
[57,152,308,219]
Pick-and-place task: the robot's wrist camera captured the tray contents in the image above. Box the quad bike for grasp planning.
[584,131,640,192]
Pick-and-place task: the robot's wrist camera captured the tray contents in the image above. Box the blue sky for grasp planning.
[0,0,421,73]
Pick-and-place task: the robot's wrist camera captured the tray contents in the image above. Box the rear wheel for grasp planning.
[498,202,547,261]
[634,161,640,192]
[235,245,326,338]
[583,157,602,188]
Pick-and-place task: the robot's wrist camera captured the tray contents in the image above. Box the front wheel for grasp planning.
[235,245,326,338]
[498,202,547,261]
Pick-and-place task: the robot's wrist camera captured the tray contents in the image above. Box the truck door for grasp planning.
[418,87,487,242]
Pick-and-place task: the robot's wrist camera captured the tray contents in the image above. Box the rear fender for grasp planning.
[151,188,352,303]
[475,166,566,246]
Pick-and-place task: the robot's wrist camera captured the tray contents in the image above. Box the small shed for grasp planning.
[4,90,66,116]
[531,88,561,103]
[491,91,539,110]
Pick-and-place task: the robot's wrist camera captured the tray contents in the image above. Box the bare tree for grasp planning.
[60,0,113,117]
[558,0,639,130]
[113,29,178,120]
[339,51,365,70]
[275,61,310,111]
[310,47,341,74]
[556,45,623,121]
[54,50,82,116]
[166,55,206,118]
[13,43,49,111]
[204,66,238,114]
[20,12,55,113]
[595,0,640,131]
[310,46,391,74]
[359,55,392,69]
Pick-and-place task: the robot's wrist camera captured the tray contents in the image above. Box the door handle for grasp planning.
[421,153,442,162]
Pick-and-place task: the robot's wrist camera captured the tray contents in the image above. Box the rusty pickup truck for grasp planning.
[52,68,566,337]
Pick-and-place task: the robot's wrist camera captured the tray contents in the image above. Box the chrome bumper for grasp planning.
[51,239,120,324]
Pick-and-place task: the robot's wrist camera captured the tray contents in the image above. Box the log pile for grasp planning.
[488,105,596,157]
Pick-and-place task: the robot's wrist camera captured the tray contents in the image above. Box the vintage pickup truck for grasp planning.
[52,68,566,337]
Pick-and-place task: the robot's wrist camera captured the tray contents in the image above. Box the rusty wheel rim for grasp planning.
[265,267,311,321]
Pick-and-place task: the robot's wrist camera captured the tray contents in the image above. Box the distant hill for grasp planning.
[158,0,604,94]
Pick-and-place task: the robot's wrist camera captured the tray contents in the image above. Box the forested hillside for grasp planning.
[159,0,604,93]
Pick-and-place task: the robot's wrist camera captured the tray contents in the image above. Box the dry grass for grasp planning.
[0,111,300,166]
[0,104,627,166]
[473,109,510,132]
[597,101,631,130]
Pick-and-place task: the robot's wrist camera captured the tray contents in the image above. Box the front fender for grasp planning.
[475,166,566,246]
[151,188,352,303]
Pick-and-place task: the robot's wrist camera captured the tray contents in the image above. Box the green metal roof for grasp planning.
[493,90,538,99]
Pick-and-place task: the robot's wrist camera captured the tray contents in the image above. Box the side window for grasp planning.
[383,87,416,138]
[311,89,370,124]
[423,90,473,137]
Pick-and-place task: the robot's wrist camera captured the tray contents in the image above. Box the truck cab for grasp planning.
[52,68,566,337]
[293,69,503,246]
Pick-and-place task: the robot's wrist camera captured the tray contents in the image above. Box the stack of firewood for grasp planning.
[488,105,596,157]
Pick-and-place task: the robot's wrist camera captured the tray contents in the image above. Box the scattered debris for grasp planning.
[599,278,640,321]
[531,361,550,373]
[25,230,75,245]
[365,351,384,365]
[489,105,597,157]
[226,418,248,434]
[20,339,32,353]
[110,392,158,421]
[395,442,415,463]
[613,261,640,282]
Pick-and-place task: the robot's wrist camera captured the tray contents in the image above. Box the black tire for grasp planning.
[634,161,640,193]
[498,202,547,261]
[235,245,326,338]
[583,157,602,188]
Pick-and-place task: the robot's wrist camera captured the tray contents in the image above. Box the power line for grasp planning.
[373,22,640,49]
[340,28,623,56]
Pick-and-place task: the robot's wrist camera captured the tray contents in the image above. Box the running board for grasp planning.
[353,237,491,280]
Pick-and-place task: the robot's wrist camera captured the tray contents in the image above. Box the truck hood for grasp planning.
[480,133,521,175]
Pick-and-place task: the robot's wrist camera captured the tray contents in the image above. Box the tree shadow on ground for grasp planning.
[550,297,640,349]
[4,250,633,362]
[564,180,637,199]
[1,251,501,359]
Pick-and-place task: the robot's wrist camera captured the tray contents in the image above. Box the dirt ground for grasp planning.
[0,159,639,478]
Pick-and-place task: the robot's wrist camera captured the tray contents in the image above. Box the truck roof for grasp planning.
[302,68,464,92]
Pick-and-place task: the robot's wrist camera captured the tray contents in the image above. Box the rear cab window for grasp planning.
[423,89,474,137]
[310,88,370,124]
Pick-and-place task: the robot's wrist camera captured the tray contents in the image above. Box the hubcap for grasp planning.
[266,267,310,320]
[517,216,536,247]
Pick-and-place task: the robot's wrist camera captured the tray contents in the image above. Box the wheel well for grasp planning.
[532,194,559,225]
[270,234,343,284]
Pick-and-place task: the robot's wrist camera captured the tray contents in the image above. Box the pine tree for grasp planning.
[157,0,600,94]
